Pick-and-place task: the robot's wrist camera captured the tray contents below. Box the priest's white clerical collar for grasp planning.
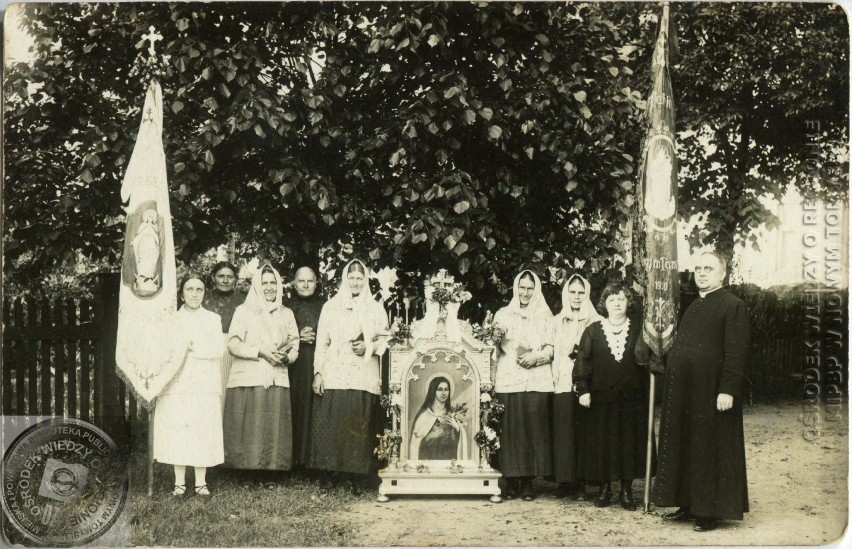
[698,287,723,298]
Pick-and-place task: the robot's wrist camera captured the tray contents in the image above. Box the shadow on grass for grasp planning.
[127,427,372,547]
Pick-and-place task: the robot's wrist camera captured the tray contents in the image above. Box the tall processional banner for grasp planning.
[115,79,181,407]
[641,5,680,356]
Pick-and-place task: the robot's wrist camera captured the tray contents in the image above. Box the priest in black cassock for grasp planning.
[653,251,750,532]
[284,264,325,470]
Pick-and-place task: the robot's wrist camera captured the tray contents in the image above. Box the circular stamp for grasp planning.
[2,418,128,546]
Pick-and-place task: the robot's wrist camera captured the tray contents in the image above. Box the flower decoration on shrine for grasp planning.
[379,392,403,416]
[425,269,472,307]
[447,460,465,474]
[387,317,413,347]
[374,429,402,462]
[475,386,505,465]
[470,311,507,346]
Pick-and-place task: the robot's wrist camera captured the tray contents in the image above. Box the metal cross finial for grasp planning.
[430,268,454,288]
[142,26,163,56]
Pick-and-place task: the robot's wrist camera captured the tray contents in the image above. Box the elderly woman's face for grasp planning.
[294,268,317,298]
[435,381,450,404]
[566,280,586,310]
[261,272,277,302]
[182,278,205,310]
[214,267,236,292]
[347,271,365,296]
[518,277,535,307]
[605,292,628,319]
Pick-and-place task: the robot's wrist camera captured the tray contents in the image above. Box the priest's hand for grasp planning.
[648,353,666,375]
[579,393,591,408]
[717,393,734,411]
[312,373,325,396]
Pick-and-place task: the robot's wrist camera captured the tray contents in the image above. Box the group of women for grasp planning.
[152,260,652,506]
[493,270,654,508]
[153,259,387,495]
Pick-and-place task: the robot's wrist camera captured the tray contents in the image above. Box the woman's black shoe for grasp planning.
[594,483,612,507]
[555,482,571,499]
[619,483,636,510]
[503,478,518,500]
[573,483,587,501]
[520,478,535,501]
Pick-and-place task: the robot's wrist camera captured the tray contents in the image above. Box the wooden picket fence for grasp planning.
[1,273,134,437]
[2,296,98,419]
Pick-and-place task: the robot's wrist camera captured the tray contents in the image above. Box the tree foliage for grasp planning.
[668,2,849,252]
[3,2,848,298]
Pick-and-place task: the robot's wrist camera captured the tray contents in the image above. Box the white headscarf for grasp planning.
[243,263,283,314]
[555,274,601,324]
[506,270,551,319]
[503,270,552,350]
[329,259,377,362]
[329,259,374,307]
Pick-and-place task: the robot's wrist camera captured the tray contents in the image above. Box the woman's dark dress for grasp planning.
[574,319,654,483]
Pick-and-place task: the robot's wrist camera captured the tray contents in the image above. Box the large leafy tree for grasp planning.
[668,2,848,253]
[4,2,639,295]
[306,2,640,291]
[5,2,324,280]
[4,2,848,299]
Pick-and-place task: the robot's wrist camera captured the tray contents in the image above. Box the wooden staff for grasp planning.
[148,405,155,497]
[643,372,655,512]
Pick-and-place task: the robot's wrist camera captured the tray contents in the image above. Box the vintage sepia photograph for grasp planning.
[1,0,849,547]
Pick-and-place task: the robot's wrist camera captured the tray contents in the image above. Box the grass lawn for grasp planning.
[127,430,372,547]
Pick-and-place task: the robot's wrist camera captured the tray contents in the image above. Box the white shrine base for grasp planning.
[377,466,503,502]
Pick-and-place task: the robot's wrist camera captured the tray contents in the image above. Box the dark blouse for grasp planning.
[283,293,325,370]
[284,294,324,333]
[202,289,247,333]
[574,318,644,402]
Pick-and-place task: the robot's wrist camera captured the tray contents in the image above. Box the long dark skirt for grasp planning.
[496,392,553,478]
[288,348,315,468]
[223,386,293,470]
[552,392,580,483]
[576,391,653,482]
[307,389,380,475]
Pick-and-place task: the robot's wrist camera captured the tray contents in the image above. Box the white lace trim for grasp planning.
[601,317,630,362]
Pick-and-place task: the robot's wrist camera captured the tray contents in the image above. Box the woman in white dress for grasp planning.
[153,274,225,496]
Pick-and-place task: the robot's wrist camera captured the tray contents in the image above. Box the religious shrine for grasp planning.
[377,270,502,503]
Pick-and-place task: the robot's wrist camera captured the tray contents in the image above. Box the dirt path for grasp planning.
[342,402,848,546]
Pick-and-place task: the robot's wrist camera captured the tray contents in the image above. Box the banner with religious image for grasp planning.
[115,78,181,407]
[640,5,680,356]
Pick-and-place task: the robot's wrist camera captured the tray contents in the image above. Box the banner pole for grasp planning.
[148,405,155,497]
[644,372,655,512]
